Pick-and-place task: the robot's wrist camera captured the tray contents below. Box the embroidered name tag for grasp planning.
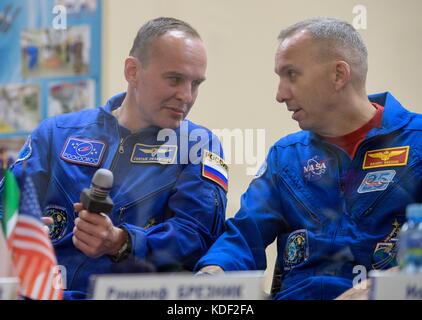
[60,137,106,167]
[130,144,178,164]
[202,150,229,192]
[363,146,409,169]
[357,170,396,194]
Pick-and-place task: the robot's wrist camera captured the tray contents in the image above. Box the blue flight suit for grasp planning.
[4,92,228,299]
[195,92,422,299]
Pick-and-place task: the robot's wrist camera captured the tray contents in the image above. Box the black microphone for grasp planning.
[80,168,114,214]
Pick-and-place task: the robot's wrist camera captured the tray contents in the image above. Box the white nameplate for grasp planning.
[370,271,422,300]
[90,271,264,300]
[0,278,19,300]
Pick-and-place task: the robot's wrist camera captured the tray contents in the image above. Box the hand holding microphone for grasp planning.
[73,169,128,259]
[80,168,114,214]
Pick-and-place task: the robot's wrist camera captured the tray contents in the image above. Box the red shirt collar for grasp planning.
[323,103,384,158]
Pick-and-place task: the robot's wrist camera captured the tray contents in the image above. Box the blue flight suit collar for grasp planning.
[304,92,412,144]
[100,92,189,137]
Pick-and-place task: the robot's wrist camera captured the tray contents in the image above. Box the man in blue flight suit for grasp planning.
[4,17,228,299]
[195,17,422,299]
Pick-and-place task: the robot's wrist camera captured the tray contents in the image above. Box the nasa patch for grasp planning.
[44,205,68,242]
[60,137,106,167]
[303,156,328,181]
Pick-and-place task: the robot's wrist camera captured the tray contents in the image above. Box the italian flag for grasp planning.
[2,170,20,241]
[1,170,19,278]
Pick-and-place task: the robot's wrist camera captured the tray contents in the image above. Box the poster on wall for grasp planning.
[0,0,101,149]
[0,84,40,133]
[48,78,95,116]
[54,0,97,14]
[21,25,91,78]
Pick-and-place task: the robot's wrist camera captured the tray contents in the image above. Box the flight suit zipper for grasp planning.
[117,181,175,223]
[210,190,221,235]
[109,135,132,172]
[279,173,321,224]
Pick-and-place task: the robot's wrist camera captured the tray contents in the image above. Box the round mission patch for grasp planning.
[44,205,68,242]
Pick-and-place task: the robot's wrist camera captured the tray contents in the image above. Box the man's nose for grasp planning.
[276,80,291,103]
[175,82,193,103]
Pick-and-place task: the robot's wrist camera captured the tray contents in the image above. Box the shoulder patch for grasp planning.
[202,150,228,192]
[253,160,267,180]
[60,137,106,167]
[15,135,32,164]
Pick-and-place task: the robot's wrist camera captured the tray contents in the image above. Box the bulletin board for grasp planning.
[0,0,101,144]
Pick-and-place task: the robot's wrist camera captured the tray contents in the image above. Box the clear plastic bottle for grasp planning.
[398,203,422,273]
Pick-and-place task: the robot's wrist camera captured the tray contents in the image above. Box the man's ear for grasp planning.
[124,56,140,85]
[333,60,351,91]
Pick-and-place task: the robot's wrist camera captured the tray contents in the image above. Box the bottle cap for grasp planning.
[406,203,422,220]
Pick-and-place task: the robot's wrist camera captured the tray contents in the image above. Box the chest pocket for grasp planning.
[115,179,176,227]
[278,161,341,227]
[111,164,181,227]
[44,161,103,242]
[43,176,82,243]
[350,154,422,221]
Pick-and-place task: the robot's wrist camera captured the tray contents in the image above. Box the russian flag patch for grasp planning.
[202,150,228,192]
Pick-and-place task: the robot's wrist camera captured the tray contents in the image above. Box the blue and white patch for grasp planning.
[303,156,328,181]
[284,229,308,270]
[60,137,106,167]
[44,205,68,242]
[357,170,396,194]
[253,160,267,180]
[130,144,178,164]
[15,135,32,164]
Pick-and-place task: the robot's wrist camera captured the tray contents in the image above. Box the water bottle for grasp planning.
[398,203,422,273]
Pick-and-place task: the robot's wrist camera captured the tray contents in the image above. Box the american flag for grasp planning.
[8,175,63,300]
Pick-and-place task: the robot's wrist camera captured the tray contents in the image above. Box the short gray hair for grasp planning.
[129,17,201,64]
[278,17,368,84]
